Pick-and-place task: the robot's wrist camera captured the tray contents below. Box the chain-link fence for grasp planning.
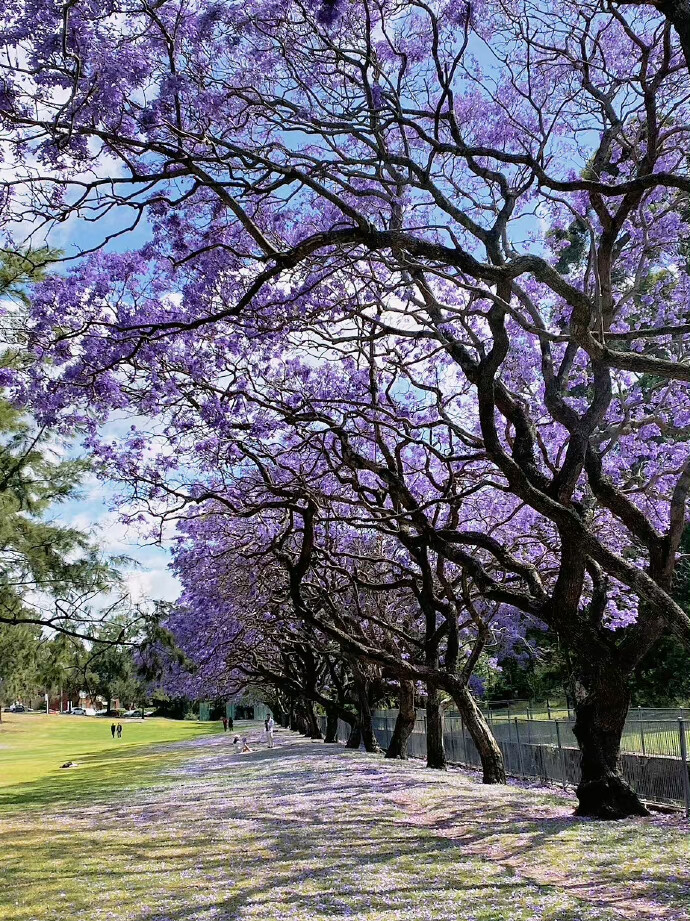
[321,709,690,814]
[475,698,690,723]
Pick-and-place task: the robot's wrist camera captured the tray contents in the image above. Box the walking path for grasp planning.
[2,728,689,921]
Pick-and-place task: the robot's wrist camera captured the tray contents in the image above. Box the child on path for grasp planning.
[232,736,252,753]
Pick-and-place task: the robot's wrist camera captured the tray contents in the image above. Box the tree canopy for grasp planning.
[1,0,690,817]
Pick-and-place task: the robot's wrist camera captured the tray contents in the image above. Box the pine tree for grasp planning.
[0,250,123,638]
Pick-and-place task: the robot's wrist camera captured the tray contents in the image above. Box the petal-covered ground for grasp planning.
[1,728,688,921]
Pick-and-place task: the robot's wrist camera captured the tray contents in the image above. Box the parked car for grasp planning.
[70,707,87,715]
[123,709,143,718]
[6,704,26,713]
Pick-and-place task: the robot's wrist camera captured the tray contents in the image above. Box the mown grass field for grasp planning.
[0,712,219,806]
[1,716,689,921]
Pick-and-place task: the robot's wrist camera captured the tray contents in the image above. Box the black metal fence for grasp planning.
[321,709,690,814]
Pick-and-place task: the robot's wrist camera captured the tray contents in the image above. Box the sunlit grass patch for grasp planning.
[0,712,218,808]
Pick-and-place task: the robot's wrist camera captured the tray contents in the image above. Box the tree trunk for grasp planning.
[451,684,506,784]
[306,701,322,740]
[386,680,416,759]
[351,666,382,753]
[293,708,310,736]
[345,720,362,749]
[425,682,446,770]
[359,700,382,753]
[571,663,649,819]
[324,706,339,743]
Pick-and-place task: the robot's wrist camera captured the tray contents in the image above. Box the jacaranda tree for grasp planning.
[2,0,690,817]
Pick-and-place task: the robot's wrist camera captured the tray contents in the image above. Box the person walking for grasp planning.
[110,722,116,739]
[222,716,228,732]
[116,723,122,739]
[228,717,233,732]
[267,714,275,749]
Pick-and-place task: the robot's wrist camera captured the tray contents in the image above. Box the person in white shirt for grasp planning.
[267,715,275,748]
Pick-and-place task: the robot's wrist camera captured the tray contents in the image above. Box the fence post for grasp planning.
[555,720,567,790]
[514,718,525,779]
[639,715,646,757]
[546,698,551,720]
[678,719,690,819]
[461,716,469,764]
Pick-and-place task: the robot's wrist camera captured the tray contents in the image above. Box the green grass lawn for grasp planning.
[1,719,688,921]
[0,712,219,808]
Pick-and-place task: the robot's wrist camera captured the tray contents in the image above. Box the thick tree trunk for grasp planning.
[451,684,506,784]
[572,663,649,819]
[305,701,322,740]
[425,682,446,770]
[351,666,382,753]
[292,708,310,736]
[324,705,339,743]
[345,720,362,749]
[385,680,416,759]
[359,700,382,753]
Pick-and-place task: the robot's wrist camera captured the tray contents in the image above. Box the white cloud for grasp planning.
[125,566,180,604]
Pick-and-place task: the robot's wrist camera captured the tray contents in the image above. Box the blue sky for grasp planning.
[9,184,184,605]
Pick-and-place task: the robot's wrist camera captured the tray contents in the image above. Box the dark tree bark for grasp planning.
[292,707,310,736]
[324,705,339,743]
[351,663,382,753]
[450,683,506,784]
[305,700,323,740]
[425,681,446,770]
[385,679,416,759]
[571,661,649,819]
[547,538,652,817]
[656,0,690,74]
[359,697,382,753]
[345,720,362,748]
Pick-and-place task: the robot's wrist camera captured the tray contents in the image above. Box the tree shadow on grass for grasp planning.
[2,733,688,921]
